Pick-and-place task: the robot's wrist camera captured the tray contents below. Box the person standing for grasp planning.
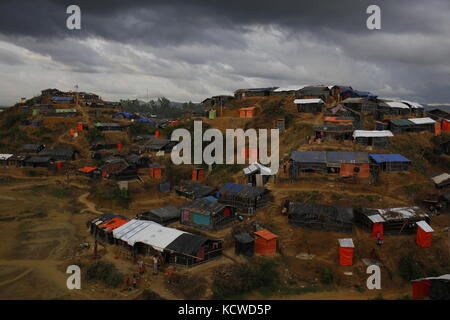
[153,256,159,275]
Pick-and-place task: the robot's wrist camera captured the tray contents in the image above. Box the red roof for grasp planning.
[99,217,129,233]
[255,229,278,241]
[78,166,97,173]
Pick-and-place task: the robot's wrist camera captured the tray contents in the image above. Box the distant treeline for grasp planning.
[120,97,202,118]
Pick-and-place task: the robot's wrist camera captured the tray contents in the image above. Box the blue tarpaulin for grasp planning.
[51,96,73,101]
[219,183,245,194]
[369,154,411,163]
[113,112,132,119]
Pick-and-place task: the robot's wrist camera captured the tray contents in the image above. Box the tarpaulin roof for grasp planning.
[324,116,353,123]
[353,130,393,138]
[99,217,129,233]
[51,96,73,101]
[181,198,226,216]
[385,101,410,109]
[148,205,180,220]
[243,162,273,175]
[219,183,245,194]
[408,117,436,125]
[291,151,327,163]
[219,183,267,198]
[353,90,377,98]
[431,173,450,185]
[0,154,13,160]
[338,238,354,248]
[402,100,424,109]
[411,274,450,282]
[369,154,411,163]
[164,233,209,257]
[376,207,429,221]
[112,219,186,251]
[233,232,254,243]
[78,166,98,173]
[273,86,301,92]
[291,151,368,164]
[294,98,324,104]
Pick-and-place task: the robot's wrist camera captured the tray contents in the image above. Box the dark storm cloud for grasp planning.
[0,0,449,104]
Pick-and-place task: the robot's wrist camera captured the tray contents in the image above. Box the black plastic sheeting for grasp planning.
[165,233,209,257]
[430,280,450,300]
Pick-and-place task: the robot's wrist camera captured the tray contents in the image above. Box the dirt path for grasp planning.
[79,193,102,214]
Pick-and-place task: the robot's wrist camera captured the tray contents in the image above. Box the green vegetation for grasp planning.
[95,185,134,209]
[398,255,426,281]
[319,267,334,285]
[86,261,124,288]
[85,128,104,144]
[212,258,280,299]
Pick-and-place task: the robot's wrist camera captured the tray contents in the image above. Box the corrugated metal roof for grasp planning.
[338,238,354,248]
[390,119,414,126]
[294,98,324,104]
[353,130,393,138]
[367,214,385,223]
[431,173,450,185]
[408,117,436,125]
[369,154,411,163]
[416,220,434,233]
[290,151,327,163]
[385,101,410,109]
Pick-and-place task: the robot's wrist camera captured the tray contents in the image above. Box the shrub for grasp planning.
[320,267,334,285]
[398,256,425,281]
[86,261,124,288]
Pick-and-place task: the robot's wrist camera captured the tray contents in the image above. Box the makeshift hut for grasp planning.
[243,162,274,186]
[254,229,278,256]
[298,86,331,102]
[354,207,430,236]
[287,202,354,233]
[5,154,26,167]
[21,144,45,154]
[338,238,354,266]
[289,151,370,179]
[294,98,324,113]
[174,181,215,200]
[313,124,354,141]
[234,87,278,99]
[23,156,54,168]
[416,220,434,248]
[192,167,206,181]
[369,154,411,172]
[96,216,129,243]
[343,97,378,113]
[353,130,393,147]
[0,154,13,166]
[217,183,271,214]
[95,122,126,131]
[139,137,177,154]
[112,219,223,267]
[149,164,162,178]
[389,118,436,134]
[431,173,450,188]
[100,160,139,181]
[233,233,255,257]
[180,198,236,231]
[38,148,79,161]
[138,205,180,225]
[411,275,450,300]
[78,166,102,179]
[90,141,119,151]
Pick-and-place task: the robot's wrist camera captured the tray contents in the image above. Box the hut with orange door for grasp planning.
[254,229,278,256]
[239,107,257,118]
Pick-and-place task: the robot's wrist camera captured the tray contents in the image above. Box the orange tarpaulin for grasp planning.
[239,107,256,118]
[254,229,277,256]
[412,280,431,300]
[150,167,162,178]
[339,247,354,266]
[155,130,161,138]
[372,222,384,240]
[339,163,370,178]
[442,120,450,132]
[324,116,353,123]
[78,166,97,173]
[416,226,433,247]
[192,168,206,181]
[99,217,128,233]
[116,143,123,150]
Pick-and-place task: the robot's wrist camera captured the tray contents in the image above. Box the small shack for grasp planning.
[416,220,434,248]
[21,144,45,154]
[78,166,102,179]
[353,130,393,147]
[96,216,129,243]
[411,274,450,300]
[192,167,207,181]
[174,181,215,200]
[138,205,180,225]
[95,122,126,131]
[38,148,79,161]
[243,162,274,186]
[294,98,324,113]
[338,238,354,266]
[354,207,430,236]
[369,154,411,172]
[389,118,436,134]
[431,173,450,189]
[287,202,354,233]
[23,156,54,168]
[100,160,139,181]
[217,183,271,214]
[254,229,277,256]
[233,233,255,257]
[0,154,13,166]
[180,198,235,231]
[313,124,354,141]
[149,164,162,178]
[343,97,378,113]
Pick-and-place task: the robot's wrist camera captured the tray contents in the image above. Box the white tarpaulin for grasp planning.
[243,162,273,175]
[0,154,13,161]
[431,173,450,185]
[113,219,186,251]
[338,238,354,248]
[402,100,424,109]
[353,130,393,138]
[385,101,410,109]
[408,117,436,125]
[294,98,324,104]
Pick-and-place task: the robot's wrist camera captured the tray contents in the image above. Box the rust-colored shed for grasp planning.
[254,229,277,256]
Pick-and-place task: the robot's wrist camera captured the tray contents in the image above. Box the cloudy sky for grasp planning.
[0,0,449,105]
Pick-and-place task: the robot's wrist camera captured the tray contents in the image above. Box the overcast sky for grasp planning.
[0,0,449,105]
